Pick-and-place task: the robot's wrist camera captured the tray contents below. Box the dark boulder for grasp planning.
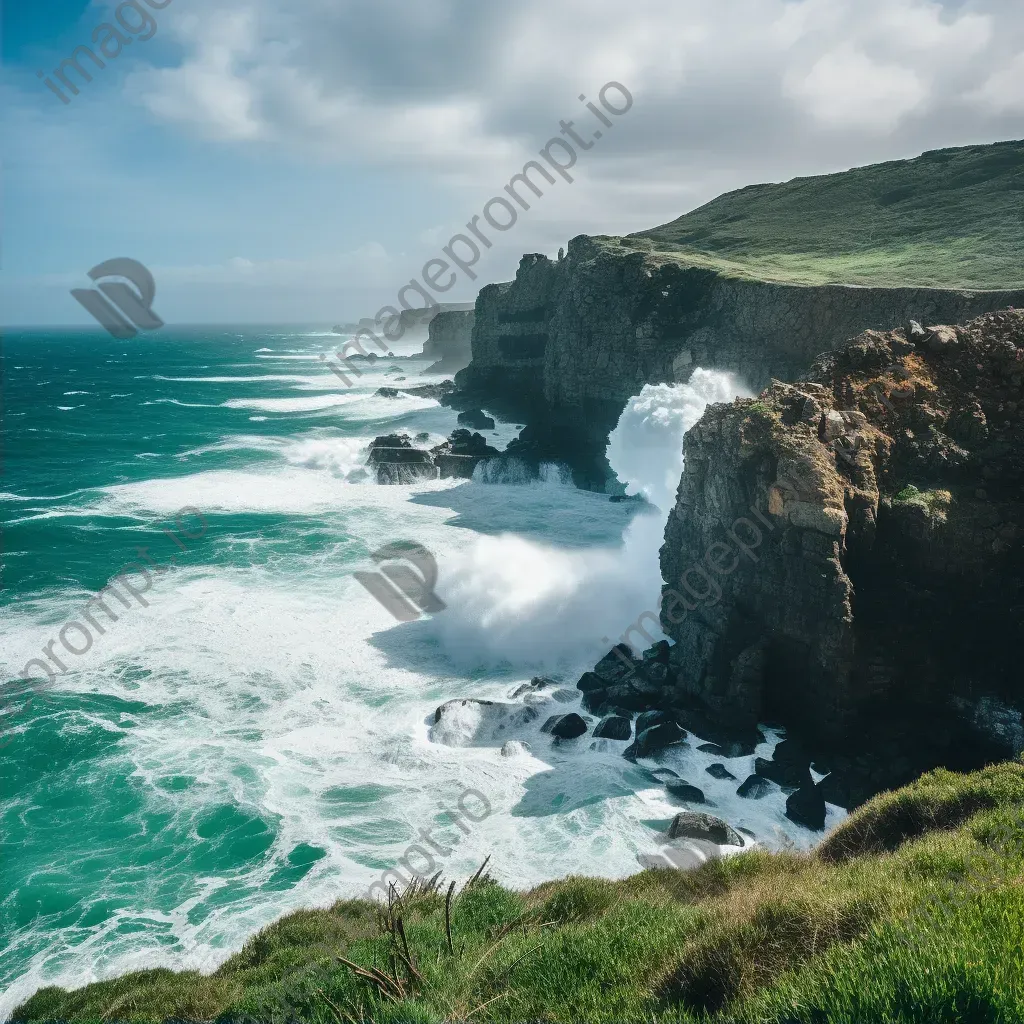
[634,710,679,736]
[576,672,607,693]
[706,763,737,781]
[430,429,500,479]
[737,774,773,799]
[675,707,764,756]
[603,683,660,713]
[594,645,639,684]
[375,387,401,398]
[642,641,672,664]
[755,756,812,790]
[367,434,436,484]
[593,715,631,740]
[641,661,670,686]
[666,781,706,803]
[581,689,608,714]
[667,811,744,846]
[457,409,496,431]
[786,784,827,830]
[624,721,684,759]
[541,713,588,739]
[509,677,556,699]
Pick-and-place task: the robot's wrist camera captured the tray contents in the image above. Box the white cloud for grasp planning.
[972,51,1024,114]
[784,45,928,131]
[119,0,1021,179]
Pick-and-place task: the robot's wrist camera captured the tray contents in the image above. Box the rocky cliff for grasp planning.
[658,311,1024,801]
[419,308,475,374]
[454,236,1024,488]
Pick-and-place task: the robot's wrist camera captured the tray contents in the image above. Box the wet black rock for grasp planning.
[674,706,764,756]
[581,689,608,714]
[697,742,730,756]
[642,641,671,664]
[666,780,706,803]
[541,713,588,739]
[634,710,680,736]
[509,677,556,699]
[367,434,437,484]
[576,672,607,693]
[593,715,632,740]
[430,429,500,479]
[737,774,773,799]
[375,387,401,398]
[786,783,827,830]
[624,721,684,759]
[706,763,737,781]
[594,645,639,683]
[755,755,812,790]
[457,408,496,431]
[668,811,743,846]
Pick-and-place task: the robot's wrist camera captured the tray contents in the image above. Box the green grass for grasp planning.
[628,140,1024,289]
[14,762,1024,1023]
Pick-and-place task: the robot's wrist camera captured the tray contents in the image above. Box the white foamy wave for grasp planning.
[429,369,749,670]
[223,394,362,414]
[283,436,369,478]
[607,369,752,513]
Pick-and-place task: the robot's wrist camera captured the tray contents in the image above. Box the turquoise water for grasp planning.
[0,327,830,1013]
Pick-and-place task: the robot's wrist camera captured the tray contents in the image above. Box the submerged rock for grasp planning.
[500,740,531,757]
[737,774,773,799]
[706,763,737,781]
[665,780,706,804]
[755,756,812,790]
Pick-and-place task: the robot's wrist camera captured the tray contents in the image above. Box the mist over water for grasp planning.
[0,330,834,1016]
[430,369,753,671]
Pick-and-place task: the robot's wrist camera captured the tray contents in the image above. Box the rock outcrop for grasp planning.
[452,238,1024,489]
[658,311,1024,791]
[420,309,476,374]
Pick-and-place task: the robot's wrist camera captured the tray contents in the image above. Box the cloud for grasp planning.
[121,0,1021,182]
[783,46,928,131]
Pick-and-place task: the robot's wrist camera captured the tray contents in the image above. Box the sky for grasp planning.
[2,0,1023,326]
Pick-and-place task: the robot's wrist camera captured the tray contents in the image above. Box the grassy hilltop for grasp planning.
[15,761,1024,1023]
[630,140,1024,289]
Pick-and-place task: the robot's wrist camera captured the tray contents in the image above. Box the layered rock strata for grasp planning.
[453,237,1024,488]
[657,311,1024,796]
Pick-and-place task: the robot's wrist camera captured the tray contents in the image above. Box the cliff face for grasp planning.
[419,309,475,374]
[456,236,1024,487]
[658,311,1024,791]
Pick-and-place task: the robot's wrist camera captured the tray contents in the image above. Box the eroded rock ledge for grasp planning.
[450,237,1024,490]
[659,311,1024,799]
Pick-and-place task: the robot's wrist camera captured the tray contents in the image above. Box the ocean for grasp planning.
[0,325,842,1014]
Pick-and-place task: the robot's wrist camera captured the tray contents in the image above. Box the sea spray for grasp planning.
[428,369,752,672]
